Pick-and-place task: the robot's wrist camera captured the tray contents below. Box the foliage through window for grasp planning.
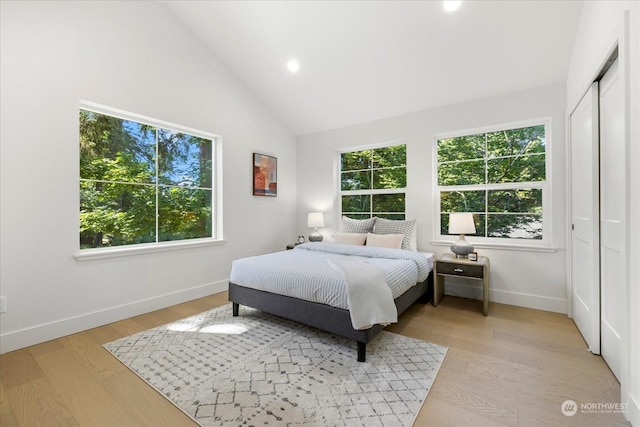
[340,144,406,220]
[79,107,216,249]
[437,122,547,240]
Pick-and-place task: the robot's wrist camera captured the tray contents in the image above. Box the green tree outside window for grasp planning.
[437,124,546,240]
[80,109,214,249]
[340,144,406,219]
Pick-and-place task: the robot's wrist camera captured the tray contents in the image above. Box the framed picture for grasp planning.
[253,153,277,196]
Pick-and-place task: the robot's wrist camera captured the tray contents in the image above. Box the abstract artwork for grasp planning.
[253,153,277,196]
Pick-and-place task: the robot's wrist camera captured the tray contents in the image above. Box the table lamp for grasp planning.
[448,212,476,258]
[307,212,324,242]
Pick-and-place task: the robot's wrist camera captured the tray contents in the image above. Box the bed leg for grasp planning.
[357,342,366,362]
[232,302,239,317]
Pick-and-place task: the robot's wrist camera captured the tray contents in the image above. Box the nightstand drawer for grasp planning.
[437,262,484,278]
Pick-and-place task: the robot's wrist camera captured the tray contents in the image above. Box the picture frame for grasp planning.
[253,153,277,196]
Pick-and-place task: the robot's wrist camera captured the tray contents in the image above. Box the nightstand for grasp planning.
[433,253,490,316]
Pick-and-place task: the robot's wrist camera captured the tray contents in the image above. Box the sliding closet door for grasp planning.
[599,58,625,380]
[570,82,600,354]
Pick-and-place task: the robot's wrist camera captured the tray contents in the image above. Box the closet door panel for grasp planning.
[599,58,625,380]
[569,82,600,354]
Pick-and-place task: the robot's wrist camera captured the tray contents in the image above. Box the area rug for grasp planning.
[104,304,447,426]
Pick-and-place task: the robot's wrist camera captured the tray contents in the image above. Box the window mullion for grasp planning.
[155,129,160,243]
[484,189,489,238]
[369,153,374,216]
[484,132,488,238]
[484,132,489,186]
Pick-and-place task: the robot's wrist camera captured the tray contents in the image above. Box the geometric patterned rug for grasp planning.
[103,304,447,426]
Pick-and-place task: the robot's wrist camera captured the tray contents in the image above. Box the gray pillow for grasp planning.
[340,216,376,234]
[373,218,417,251]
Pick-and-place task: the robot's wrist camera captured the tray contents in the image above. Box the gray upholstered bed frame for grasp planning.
[228,271,433,362]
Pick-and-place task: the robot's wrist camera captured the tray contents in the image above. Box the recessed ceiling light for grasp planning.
[443,1,462,12]
[286,59,300,73]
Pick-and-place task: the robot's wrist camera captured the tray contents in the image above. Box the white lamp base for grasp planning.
[451,234,474,258]
[308,230,323,242]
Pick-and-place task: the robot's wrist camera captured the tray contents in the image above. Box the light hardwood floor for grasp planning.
[0,292,630,426]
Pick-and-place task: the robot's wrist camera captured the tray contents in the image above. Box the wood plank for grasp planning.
[101,370,197,427]
[417,396,515,426]
[0,381,20,427]
[57,333,128,382]
[4,378,76,427]
[25,340,65,359]
[0,349,43,389]
[428,370,519,425]
[32,348,138,426]
[80,324,127,346]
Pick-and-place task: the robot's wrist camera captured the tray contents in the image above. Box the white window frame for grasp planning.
[432,118,554,252]
[75,101,224,261]
[338,140,407,220]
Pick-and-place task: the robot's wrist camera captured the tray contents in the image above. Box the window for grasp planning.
[79,105,218,250]
[436,120,549,243]
[340,144,406,220]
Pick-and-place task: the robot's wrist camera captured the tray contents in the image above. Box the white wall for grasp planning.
[566,1,639,424]
[297,83,568,314]
[0,1,297,353]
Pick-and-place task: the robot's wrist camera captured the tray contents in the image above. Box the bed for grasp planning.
[228,241,434,362]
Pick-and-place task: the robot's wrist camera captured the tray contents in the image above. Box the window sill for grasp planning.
[74,238,226,261]
[430,239,558,253]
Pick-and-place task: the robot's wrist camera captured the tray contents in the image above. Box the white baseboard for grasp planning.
[444,282,567,314]
[2,279,568,355]
[0,280,228,354]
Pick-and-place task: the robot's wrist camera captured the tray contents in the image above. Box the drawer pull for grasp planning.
[453,268,464,273]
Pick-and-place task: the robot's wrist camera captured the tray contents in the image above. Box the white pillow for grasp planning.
[365,233,404,249]
[333,232,367,246]
[373,218,417,251]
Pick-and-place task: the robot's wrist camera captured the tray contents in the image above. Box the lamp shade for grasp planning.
[448,213,476,234]
[307,212,325,228]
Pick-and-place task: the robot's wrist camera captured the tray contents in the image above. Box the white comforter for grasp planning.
[230,242,433,328]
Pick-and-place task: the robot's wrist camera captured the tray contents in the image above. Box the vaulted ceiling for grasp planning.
[165,1,583,135]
